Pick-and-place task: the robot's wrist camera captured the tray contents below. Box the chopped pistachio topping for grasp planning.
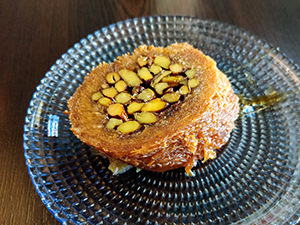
[137,67,153,81]
[154,82,169,95]
[107,118,123,130]
[154,56,171,69]
[93,55,200,134]
[152,70,172,86]
[118,69,141,87]
[98,97,112,106]
[185,69,196,79]
[188,78,200,88]
[179,85,189,95]
[137,56,148,67]
[141,98,167,112]
[137,88,155,102]
[135,112,157,124]
[127,102,144,114]
[149,65,162,74]
[106,72,120,84]
[162,92,181,103]
[161,75,185,83]
[115,80,127,92]
[107,104,128,121]
[170,64,183,73]
[102,87,118,98]
[92,92,102,101]
[117,121,140,134]
[115,92,131,104]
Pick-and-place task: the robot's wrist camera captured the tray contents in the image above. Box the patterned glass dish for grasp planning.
[23,16,300,224]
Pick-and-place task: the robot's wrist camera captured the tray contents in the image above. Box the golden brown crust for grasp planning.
[68,43,239,173]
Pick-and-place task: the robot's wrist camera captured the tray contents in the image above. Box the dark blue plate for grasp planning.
[24,16,300,224]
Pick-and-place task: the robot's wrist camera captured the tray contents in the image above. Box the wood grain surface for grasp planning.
[0,0,299,224]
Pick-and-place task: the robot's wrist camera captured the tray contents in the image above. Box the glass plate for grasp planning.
[23,16,300,224]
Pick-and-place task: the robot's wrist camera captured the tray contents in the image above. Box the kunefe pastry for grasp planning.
[67,43,239,175]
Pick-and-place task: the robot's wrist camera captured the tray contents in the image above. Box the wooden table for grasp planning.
[1,0,299,224]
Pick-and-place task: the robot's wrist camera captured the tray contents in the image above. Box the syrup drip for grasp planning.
[239,91,284,115]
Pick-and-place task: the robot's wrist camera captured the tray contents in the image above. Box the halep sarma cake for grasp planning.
[67,43,239,175]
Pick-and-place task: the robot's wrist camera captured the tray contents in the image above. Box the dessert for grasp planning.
[67,43,240,175]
